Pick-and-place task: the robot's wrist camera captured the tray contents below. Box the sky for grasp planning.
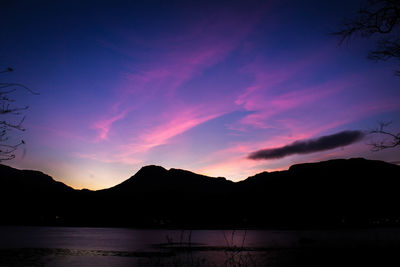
[1,0,399,190]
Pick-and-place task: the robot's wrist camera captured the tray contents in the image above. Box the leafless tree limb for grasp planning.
[333,1,400,152]
[368,121,400,151]
[333,0,400,74]
[0,67,36,162]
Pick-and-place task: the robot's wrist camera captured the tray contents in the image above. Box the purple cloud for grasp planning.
[248,130,365,160]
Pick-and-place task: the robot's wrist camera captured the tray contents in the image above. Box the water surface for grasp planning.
[1,226,400,266]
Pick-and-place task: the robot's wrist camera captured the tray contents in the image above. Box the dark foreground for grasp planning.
[2,158,400,229]
[1,226,400,266]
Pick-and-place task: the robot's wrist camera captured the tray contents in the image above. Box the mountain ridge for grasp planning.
[1,158,399,228]
[2,157,396,191]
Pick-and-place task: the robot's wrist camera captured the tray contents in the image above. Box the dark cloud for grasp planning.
[248,130,365,160]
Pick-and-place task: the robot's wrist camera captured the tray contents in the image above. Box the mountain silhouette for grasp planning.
[106,165,233,193]
[0,164,75,225]
[1,158,399,228]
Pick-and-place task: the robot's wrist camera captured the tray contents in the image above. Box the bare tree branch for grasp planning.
[368,121,400,151]
[333,1,400,151]
[332,0,400,74]
[0,67,36,162]
[0,67,13,74]
[0,83,39,95]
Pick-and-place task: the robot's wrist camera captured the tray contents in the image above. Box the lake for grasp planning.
[1,226,400,266]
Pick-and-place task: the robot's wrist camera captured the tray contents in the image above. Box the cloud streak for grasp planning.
[118,106,226,156]
[92,110,129,141]
[248,130,365,160]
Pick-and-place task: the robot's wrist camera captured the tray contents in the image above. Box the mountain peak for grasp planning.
[137,165,167,175]
[108,165,169,190]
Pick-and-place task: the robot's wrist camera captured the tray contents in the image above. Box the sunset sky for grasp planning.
[2,0,399,190]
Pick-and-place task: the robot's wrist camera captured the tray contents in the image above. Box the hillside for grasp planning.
[1,158,399,228]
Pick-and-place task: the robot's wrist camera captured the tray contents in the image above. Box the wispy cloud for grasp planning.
[91,6,265,145]
[114,5,266,98]
[80,104,227,167]
[120,106,226,155]
[232,57,355,131]
[92,110,129,141]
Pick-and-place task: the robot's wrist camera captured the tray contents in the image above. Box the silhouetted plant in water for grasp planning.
[141,230,265,267]
[0,67,38,162]
[221,230,259,267]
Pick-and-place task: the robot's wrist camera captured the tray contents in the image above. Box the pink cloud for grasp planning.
[114,4,268,99]
[78,112,218,166]
[123,34,251,98]
[228,45,347,131]
[233,79,350,130]
[81,104,229,167]
[91,7,266,146]
[92,110,128,141]
[119,106,226,156]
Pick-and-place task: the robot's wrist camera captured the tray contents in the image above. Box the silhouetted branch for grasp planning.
[0,83,39,95]
[368,121,400,151]
[0,141,24,161]
[368,37,400,60]
[0,116,26,131]
[334,0,400,41]
[0,67,35,162]
[0,67,13,74]
[333,0,400,74]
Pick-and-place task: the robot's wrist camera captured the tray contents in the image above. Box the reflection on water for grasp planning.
[1,226,400,266]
